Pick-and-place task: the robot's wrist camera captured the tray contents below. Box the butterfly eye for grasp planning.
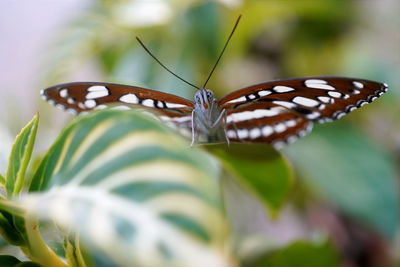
[195,95,201,103]
[206,91,213,99]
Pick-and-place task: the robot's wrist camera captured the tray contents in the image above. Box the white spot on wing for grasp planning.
[305,79,335,90]
[142,99,154,107]
[95,104,107,110]
[335,112,346,119]
[273,141,285,150]
[120,94,139,104]
[227,130,237,139]
[156,101,164,108]
[306,111,320,120]
[328,91,342,98]
[285,119,297,128]
[226,96,246,104]
[227,108,283,123]
[357,100,367,107]
[352,81,364,89]
[298,123,313,137]
[84,100,96,109]
[66,108,78,115]
[258,90,271,97]
[347,106,356,112]
[56,104,65,110]
[273,85,295,93]
[274,123,287,133]
[86,88,109,99]
[249,128,261,139]
[262,126,273,137]
[273,100,296,109]
[305,79,327,84]
[237,129,248,139]
[59,89,68,98]
[78,102,86,109]
[165,103,187,108]
[292,96,319,107]
[88,85,108,92]
[318,96,333,104]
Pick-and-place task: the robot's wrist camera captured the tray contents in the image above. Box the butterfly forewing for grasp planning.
[41,82,196,138]
[41,82,194,115]
[219,77,388,123]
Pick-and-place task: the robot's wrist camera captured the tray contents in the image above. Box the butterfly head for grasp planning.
[194,89,214,110]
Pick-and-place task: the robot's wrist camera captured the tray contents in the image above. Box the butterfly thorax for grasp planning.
[193,89,227,143]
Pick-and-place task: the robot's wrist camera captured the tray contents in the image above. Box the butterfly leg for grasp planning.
[212,109,230,145]
[212,109,226,128]
[222,111,230,145]
[190,110,196,146]
[231,121,244,143]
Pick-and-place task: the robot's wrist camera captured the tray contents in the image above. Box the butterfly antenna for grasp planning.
[202,15,242,88]
[136,37,200,90]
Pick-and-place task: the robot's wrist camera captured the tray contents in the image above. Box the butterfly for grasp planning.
[40,77,388,148]
[40,16,388,148]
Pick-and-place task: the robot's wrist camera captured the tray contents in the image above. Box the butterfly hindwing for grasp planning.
[219,77,388,123]
[225,101,312,147]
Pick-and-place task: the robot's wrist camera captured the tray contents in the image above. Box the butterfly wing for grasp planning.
[219,77,387,122]
[224,101,312,148]
[41,82,194,130]
[219,77,387,146]
[41,82,194,113]
[41,82,195,137]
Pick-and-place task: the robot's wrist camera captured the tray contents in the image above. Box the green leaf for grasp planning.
[245,240,339,267]
[64,235,92,267]
[1,114,39,248]
[286,122,399,237]
[207,144,293,214]
[0,173,5,186]
[15,262,42,267]
[5,114,39,197]
[25,110,232,267]
[0,255,21,267]
[0,211,24,245]
[0,255,41,267]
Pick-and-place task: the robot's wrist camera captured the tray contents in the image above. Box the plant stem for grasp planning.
[22,213,68,267]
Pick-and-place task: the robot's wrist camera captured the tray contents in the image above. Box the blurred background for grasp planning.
[0,0,399,266]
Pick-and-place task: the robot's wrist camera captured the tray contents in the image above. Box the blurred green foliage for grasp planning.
[287,122,398,237]
[208,144,293,214]
[245,240,339,267]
